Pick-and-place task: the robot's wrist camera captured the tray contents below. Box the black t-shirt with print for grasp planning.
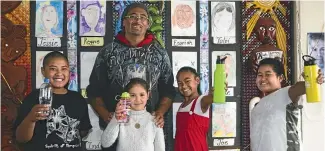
[13,90,92,151]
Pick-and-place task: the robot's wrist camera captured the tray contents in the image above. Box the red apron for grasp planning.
[174,97,210,151]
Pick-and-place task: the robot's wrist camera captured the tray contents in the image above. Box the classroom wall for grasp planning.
[3,1,323,151]
[294,1,325,151]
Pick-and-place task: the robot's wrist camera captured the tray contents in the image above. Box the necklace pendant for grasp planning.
[135,123,140,129]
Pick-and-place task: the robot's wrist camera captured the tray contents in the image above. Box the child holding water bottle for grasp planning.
[250,58,324,151]
[174,67,227,151]
[101,78,165,151]
[13,51,92,151]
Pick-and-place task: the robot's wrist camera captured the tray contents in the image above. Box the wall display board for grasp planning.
[2,1,295,150]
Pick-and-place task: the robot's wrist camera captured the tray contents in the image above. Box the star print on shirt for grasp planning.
[46,105,80,143]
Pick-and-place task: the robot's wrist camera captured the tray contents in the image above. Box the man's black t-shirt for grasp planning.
[13,90,92,151]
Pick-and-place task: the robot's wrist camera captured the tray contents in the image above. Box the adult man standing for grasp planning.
[87,3,175,151]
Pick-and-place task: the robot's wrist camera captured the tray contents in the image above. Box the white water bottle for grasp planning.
[39,78,53,116]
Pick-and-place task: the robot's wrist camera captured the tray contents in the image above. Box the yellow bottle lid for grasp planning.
[121,92,130,98]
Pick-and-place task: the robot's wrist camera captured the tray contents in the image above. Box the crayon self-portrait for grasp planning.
[35,1,63,38]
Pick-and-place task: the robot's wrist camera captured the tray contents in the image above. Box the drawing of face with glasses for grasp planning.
[123,7,150,36]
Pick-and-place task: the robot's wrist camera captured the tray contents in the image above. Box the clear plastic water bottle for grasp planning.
[39,78,53,116]
[117,92,131,123]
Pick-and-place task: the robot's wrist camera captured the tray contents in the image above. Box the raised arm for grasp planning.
[201,94,213,113]
[288,69,324,104]
[14,91,49,143]
[16,105,49,142]
[288,81,305,104]
[201,82,228,113]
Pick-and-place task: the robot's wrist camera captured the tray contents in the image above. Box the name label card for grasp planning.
[172,39,195,47]
[37,38,61,47]
[213,138,235,146]
[81,37,104,46]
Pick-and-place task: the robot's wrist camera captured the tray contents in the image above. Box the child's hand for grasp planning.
[316,69,324,84]
[209,81,228,95]
[225,73,228,92]
[27,104,50,122]
[301,69,324,84]
[225,81,228,92]
[115,100,129,121]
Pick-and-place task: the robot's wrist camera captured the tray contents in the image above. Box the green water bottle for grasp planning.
[213,56,226,103]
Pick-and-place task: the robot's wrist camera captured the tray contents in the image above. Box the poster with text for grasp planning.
[172,52,197,87]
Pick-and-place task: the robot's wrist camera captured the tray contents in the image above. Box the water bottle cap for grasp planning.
[302,55,316,66]
[216,55,227,64]
[121,92,130,98]
[44,78,50,83]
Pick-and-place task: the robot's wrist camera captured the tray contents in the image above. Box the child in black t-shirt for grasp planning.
[13,51,92,151]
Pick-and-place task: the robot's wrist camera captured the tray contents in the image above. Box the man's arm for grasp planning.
[89,97,112,123]
[155,97,173,115]
[154,46,176,127]
[86,46,113,124]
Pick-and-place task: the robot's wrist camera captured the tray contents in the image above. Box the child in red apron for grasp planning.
[174,67,226,151]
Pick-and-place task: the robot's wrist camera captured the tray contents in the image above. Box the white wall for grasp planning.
[295,1,325,151]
